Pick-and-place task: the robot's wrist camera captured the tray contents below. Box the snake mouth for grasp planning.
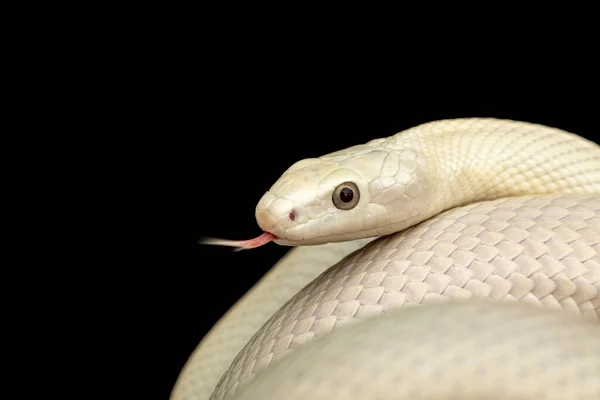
[199,231,278,250]
[241,231,278,248]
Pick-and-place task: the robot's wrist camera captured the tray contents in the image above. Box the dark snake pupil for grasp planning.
[340,187,353,203]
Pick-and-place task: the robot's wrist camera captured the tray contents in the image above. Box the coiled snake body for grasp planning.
[173,118,600,399]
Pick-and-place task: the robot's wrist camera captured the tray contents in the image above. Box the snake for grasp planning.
[172,118,600,399]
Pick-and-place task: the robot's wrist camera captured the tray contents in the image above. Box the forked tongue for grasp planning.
[200,232,277,251]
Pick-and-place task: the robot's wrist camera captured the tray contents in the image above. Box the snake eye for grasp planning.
[332,181,360,210]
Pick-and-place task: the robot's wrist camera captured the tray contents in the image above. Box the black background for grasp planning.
[148,48,599,398]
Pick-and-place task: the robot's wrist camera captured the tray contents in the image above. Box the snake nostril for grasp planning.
[289,210,296,222]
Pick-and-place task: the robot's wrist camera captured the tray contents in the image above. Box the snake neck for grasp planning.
[390,118,600,217]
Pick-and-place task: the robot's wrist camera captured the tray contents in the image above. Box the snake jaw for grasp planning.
[199,232,277,250]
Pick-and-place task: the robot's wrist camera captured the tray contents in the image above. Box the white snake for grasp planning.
[172,118,600,399]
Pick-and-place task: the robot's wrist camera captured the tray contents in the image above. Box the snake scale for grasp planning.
[172,118,600,399]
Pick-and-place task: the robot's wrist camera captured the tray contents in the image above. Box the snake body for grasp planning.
[172,118,600,399]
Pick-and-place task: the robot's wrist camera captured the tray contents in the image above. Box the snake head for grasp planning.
[255,145,434,246]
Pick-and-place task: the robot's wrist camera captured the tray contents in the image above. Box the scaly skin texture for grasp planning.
[212,194,600,399]
[171,239,374,400]
[256,118,598,245]
[171,118,600,400]
[233,302,600,400]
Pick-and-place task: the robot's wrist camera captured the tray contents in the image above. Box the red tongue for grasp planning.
[199,232,277,250]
